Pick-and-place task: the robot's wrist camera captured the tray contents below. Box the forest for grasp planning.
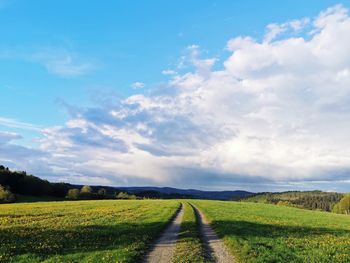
[0,165,193,203]
[241,191,345,212]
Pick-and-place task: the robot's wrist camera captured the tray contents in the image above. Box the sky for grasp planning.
[1,0,350,192]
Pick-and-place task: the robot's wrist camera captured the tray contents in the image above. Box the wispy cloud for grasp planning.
[0,46,96,77]
[31,48,96,77]
[0,117,42,131]
[264,17,310,43]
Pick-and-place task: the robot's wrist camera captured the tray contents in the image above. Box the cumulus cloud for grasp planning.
[3,5,350,191]
[264,17,310,43]
[0,131,47,174]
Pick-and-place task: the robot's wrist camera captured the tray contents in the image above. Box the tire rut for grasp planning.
[192,205,236,263]
[144,203,184,263]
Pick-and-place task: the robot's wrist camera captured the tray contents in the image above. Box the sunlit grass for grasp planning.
[0,200,180,263]
[192,200,350,263]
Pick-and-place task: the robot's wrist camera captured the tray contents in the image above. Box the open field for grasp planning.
[0,200,179,263]
[1,199,350,263]
[192,200,350,263]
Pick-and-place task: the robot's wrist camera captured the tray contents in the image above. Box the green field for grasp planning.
[1,199,350,263]
[192,200,350,263]
[0,200,179,263]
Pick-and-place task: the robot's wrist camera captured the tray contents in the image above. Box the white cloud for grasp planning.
[3,5,350,191]
[264,18,310,43]
[162,69,177,75]
[177,45,217,74]
[0,130,46,174]
[0,117,42,131]
[131,81,145,89]
[0,46,96,77]
[314,4,348,29]
[0,131,21,144]
[31,48,95,77]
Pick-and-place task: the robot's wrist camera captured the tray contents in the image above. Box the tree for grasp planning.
[0,185,15,203]
[80,185,92,194]
[66,189,80,200]
[333,194,350,214]
[79,185,93,199]
[98,188,106,197]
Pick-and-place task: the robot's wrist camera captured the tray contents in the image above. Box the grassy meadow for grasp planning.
[192,200,350,263]
[0,200,180,263]
[1,199,350,263]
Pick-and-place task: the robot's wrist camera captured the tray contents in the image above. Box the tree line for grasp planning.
[66,185,137,200]
[0,165,71,202]
[241,190,350,214]
[0,165,193,203]
[0,165,142,202]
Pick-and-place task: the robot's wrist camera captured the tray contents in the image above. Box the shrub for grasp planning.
[0,185,16,203]
[79,185,93,199]
[98,188,107,197]
[80,185,92,194]
[333,194,350,214]
[66,189,80,200]
[116,192,137,200]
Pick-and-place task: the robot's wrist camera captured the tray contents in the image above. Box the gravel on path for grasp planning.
[192,205,236,263]
[144,204,184,263]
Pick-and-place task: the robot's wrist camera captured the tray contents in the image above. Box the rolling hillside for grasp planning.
[118,186,253,200]
[241,191,344,211]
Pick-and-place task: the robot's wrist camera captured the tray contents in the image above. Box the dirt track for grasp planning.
[144,204,184,263]
[193,205,236,263]
[144,203,235,263]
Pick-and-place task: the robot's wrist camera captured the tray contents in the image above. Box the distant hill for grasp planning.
[3,164,343,208]
[241,191,344,212]
[117,186,254,200]
[0,165,253,202]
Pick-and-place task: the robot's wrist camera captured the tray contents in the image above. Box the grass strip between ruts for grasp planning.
[172,202,210,263]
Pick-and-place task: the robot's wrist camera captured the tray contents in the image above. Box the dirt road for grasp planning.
[193,205,236,263]
[144,204,184,263]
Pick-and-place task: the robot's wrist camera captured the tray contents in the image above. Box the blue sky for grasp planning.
[1,0,347,125]
[1,0,350,191]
